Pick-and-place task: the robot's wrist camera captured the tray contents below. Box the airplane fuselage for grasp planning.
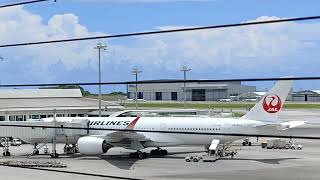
[86,117,264,148]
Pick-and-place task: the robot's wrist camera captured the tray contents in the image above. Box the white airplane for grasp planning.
[70,79,306,159]
[0,79,305,159]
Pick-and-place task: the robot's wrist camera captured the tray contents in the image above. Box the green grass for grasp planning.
[232,112,246,117]
[282,104,320,109]
[124,102,320,109]
[86,95,127,101]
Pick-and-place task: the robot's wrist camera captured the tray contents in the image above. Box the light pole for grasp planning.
[0,56,3,85]
[132,67,142,109]
[94,42,106,117]
[180,66,191,109]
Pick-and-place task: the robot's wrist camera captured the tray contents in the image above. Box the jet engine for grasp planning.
[77,136,110,155]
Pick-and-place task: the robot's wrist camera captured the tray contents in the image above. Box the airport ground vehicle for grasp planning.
[266,138,288,149]
[290,143,303,150]
[11,138,22,146]
[242,138,252,146]
[185,148,234,162]
[202,154,219,162]
[264,139,303,150]
[185,155,220,162]
[185,156,202,162]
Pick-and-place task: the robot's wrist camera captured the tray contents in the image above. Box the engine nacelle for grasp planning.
[77,136,110,155]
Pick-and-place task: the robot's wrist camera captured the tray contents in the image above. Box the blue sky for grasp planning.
[0,0,320,92]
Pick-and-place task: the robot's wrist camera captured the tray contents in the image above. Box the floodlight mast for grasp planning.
[132,67,142,109]
[94,43,106,117]
[180,66,191,109]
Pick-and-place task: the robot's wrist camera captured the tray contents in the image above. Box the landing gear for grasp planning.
[50,153,59,158]
[150,148,168,156]
[129,147,168,159]
[3,151,10,156]
[63,144,78,154]
[129,151,148,159]
[33,149,39,155]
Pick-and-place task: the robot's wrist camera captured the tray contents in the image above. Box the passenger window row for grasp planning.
[168,128,220,131]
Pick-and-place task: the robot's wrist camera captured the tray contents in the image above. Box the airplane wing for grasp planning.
[104,130,150,150]
[93,117,151,150]
[255,121,308,131]
[277,121,308,130]
[90,117,182,150]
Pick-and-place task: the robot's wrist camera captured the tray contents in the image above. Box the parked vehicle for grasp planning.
[11,138,22,146]
[185,156,202,162]
[266,138,288,149]
[261,140,267,148]
[265,139,302,150]
[290,143,303,150]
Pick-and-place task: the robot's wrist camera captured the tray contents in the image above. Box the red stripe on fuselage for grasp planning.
[126,116,141,129]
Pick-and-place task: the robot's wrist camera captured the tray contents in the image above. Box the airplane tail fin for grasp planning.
[241,78,293,122]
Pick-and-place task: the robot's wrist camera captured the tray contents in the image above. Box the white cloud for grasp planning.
[0,6,320,83]
[109,16,320,76]
[0,6,105,76]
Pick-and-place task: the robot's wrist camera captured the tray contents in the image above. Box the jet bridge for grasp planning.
[0,119,89,156]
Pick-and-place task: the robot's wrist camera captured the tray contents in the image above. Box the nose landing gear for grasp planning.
[129,147,168,159]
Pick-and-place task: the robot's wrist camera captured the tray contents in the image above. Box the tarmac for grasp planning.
[0,109,320,180]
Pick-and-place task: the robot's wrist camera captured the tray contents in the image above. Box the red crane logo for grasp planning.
[262,94,282,113]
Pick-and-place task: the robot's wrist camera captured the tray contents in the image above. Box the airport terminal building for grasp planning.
[127,81,256,101]
[0,89,122,121]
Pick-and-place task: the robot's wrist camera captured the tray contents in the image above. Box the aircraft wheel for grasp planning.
[160,149,168,156]
[150,150,156,156]
[137,153,144,159]
[50,153,59,158]
[142,152,148,158]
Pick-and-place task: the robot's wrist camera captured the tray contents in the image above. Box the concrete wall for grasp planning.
[205,89,227,101]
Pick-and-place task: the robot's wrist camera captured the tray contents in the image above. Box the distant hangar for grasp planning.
[127,80,256,101]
